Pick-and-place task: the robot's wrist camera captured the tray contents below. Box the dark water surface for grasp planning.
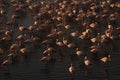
[0,52,120,80]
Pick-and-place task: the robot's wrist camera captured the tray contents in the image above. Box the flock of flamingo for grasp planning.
[0,0,119,79]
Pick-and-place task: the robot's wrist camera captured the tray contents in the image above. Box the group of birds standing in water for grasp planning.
[0,0,120,78]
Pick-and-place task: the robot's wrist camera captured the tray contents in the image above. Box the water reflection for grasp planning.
[3,67,12,80]
[4,73,12,80]
[41,61,56,79]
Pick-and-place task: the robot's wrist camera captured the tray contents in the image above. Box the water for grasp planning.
[0,0,120,80]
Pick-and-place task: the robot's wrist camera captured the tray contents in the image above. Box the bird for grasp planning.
[7,53,15,58]
[0,48,4,54]
[40,56,51,61]
[69,64,75,75]
[100,54,111,63]
[90,45,99,53]
[57,31,64,35]
[70,31,78,37]
[9,43,21,51]
[89,22,97,28]
[1,59,12,67]
[90,37,97,43]
[20,47,30,54]
[62,37,70,45]
[84,56,92,67]
[67,43,75,48]
[76,48,84,56]
[64,25,71,29]
[0,35,11,42]
[42,39,52,45]
[5,30,12,36]
[19,25,27,31]
[56,39,64,47]
[16,34,24,41]
[28,25,34,31]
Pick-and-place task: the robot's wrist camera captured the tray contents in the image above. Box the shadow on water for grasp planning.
[3,67,12,80]
[41,61,56,79]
